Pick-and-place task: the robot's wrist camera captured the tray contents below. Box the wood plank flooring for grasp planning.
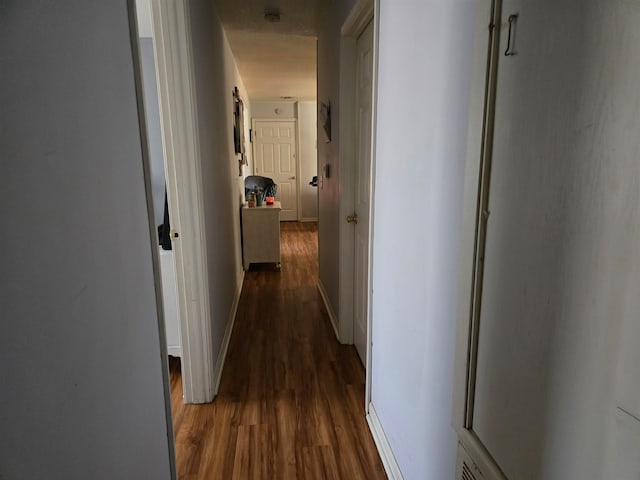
[169,221,386,479]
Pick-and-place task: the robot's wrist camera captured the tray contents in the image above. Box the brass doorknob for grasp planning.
[289,176,296,180]
[346,214,358,224]
[169,229,179,239]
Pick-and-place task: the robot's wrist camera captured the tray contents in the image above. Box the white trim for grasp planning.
[366,403,404,480]
[341,0,375,36]
[317,280,340,340]
[212,270,245,395]
[300,217,318,223]
[151,0,215,404]
[365,0,380,413]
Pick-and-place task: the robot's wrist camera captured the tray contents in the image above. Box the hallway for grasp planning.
[169,222,386,479]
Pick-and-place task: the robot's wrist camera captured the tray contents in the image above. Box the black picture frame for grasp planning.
[233,86,247,175]
[320,101,331,143]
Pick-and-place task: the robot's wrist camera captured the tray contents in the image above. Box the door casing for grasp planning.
[352,19,375,366]
[337,0,378,410]
[149,0,216,405]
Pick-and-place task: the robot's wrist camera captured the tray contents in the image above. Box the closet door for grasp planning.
[470,1,605,479]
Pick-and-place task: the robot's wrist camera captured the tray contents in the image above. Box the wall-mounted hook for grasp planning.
[504,14,519,56]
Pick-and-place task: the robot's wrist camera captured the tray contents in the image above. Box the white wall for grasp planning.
[0,2,172,478]
[370,1,477,479]
[298,101,318,220]
[317,0,356,317]
[466,0,640,479]
[251,101,297,119]
[188,0,251,369]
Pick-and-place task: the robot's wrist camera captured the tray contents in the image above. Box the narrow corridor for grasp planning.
[169,222,386,479]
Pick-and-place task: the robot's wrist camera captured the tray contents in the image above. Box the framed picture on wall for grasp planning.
[320,101,331,143]
[233,86,247,175]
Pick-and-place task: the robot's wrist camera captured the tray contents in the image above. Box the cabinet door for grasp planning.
[242,208,281,268]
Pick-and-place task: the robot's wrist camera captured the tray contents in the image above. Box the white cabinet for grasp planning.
[241,202,281,270]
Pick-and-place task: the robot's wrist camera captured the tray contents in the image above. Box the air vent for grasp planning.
[264,9,281,23]
[462,461,478,480]
[456,442,487,480]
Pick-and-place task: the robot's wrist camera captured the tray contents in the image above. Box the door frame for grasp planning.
[337,0,378,409]
[251,117,301,221]
[149,0,215,404]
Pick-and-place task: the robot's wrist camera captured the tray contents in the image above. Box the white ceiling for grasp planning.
[214,0,322,36]
[214,0,320,101]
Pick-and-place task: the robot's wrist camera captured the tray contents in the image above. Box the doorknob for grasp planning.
[289,176,296,180]
[346,214,358,224]
[169,229,179,239]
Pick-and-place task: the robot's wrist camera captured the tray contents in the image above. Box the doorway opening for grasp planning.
[133,0,380,475]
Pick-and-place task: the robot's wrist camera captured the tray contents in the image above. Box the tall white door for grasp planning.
[353,20,374,365]
[253,120,298,221]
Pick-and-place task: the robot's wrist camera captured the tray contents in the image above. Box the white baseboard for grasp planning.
[212,270,245,396]
[317,279,340,341]
[366,403,404,480]
[300,217,318,222]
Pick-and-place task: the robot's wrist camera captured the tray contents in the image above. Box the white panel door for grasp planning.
[253,120,298,221]
[353,20,374,365]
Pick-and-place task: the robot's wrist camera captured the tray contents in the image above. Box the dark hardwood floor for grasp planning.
[169,221,386,479]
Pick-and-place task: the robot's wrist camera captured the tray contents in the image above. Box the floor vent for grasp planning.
[456,442,486,480]
[462,461,479,480]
